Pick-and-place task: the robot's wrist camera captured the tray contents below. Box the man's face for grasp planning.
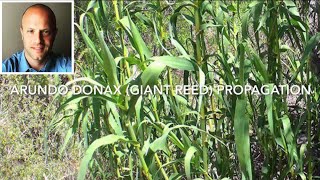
[20,7,57,62]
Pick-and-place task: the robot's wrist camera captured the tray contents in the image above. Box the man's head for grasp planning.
[20,4,57,63]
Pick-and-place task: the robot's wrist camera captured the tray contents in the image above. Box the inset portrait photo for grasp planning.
[1,1,73,74]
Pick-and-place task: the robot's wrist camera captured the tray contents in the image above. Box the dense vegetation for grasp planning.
[0,75,80,179]
[1,0,320,179]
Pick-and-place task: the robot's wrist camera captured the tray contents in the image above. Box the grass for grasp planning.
[0,75,81,179]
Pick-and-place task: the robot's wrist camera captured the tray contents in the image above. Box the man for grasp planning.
[2,4,71,72]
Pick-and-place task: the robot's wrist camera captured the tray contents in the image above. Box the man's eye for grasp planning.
[27,30,34,33]
[42,30,51,36]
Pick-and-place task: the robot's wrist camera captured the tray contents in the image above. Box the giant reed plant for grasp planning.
[50,0,320,179]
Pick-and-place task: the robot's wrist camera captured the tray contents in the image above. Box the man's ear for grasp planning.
[20,27,24,40]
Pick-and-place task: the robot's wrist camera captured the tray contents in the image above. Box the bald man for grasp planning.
[2,4,71,72]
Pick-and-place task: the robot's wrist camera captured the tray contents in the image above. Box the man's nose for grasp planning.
[34,31,43,44]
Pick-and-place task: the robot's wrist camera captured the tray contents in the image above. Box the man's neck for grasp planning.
[24,53,48,71]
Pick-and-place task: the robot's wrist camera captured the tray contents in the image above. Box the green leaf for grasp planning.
[135,12,153,27]
[200,22,222,31]
[141,61,166,86]
[280,44,294,53]
[234,98,252,180]
[238,43,246,87]
[106,101,124,136]
[251,51,268,82]
[280,115,298,163]
[170,37,189,58]
[127,13,152,60]
[185,146,198,180]
[78,13,119,87]
[291,33,320,82]
[86,0,97,11]
[241,12,250,39]
[283,0,296,7]
[265,84,274,135]
[149,124,171,153]
[298,172,306,180]
[75,22,102,63]
[299,144,307,171]
[92,98,101,140]
[59,128,73,156]
[77,135,128,180]
[55,94,115,116]
[149,124,226,153]
[149,56,196,71]
[284,1,300,17]
[58,110,82,155]
[249,1,264,8]
[138,55,206,89]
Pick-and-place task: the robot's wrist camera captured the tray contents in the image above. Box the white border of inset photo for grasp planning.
[0,0,74,74]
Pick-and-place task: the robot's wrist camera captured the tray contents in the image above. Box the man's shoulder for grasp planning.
[2,51,24,72]
[49,52,72,72]
[3,51,24,63]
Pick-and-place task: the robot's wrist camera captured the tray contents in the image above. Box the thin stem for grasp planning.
[155,153,169,180]
[125,116,152,180]
[194,0,208,178]
[306,60,313,180]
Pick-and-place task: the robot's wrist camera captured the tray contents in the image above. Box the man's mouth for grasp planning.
[32,47,44,53]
